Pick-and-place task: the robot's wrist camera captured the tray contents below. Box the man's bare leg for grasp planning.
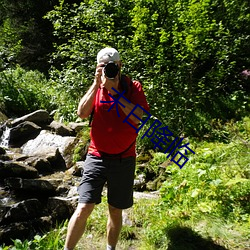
[64,203,95,250]
[107,204,123,249]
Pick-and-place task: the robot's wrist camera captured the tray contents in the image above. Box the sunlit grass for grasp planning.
[1,118,249,249]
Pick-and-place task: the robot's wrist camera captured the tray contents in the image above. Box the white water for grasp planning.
[0,126,10,148]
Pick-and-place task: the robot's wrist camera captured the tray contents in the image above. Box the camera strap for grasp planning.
[98,139,136,159]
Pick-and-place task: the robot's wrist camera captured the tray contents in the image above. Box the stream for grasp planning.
[0,126,10,148]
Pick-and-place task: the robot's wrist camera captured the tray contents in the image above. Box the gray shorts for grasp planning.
[77,154,136,209]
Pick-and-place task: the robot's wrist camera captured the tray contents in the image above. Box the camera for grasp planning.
[103,61,119,79]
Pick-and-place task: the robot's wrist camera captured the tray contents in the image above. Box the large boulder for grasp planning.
[49,121,74,136]
[68,121,88,133]
[25,156,53,174]
[0,161,38,179]
[0,222,32,245]
[9,121,41,147]
[21,130,77,168]
[0,111,8,125]
[4,178,59,196]
[47,197,76,221]
[22,145,66,170]
[0,199,42,225]
[0,147,6,155]
[11,109,51,127]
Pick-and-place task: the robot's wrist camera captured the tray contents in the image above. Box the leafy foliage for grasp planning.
[0,118,249,250]
[0,0,249,135]
[0,66,55,116]
[0,1,249,249]
[160,117,250,215]
[1,221,66,250]
[0,0,58,72]
[138,118,250,249]
[44,0,136,121]
[43,0,250,136]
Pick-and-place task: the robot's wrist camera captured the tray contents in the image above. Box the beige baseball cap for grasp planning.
[97,47,120,63]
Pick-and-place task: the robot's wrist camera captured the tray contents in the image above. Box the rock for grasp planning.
[0,206,9,224]
[56,184,70,196]
[1,199,42,224]
[44,148,66,170]
[0,154,11,161]
[134,173,146,191]
[0,147,6,155]
[22,141,67,170]
[11,109,51,127]
[4,178,58,196]
[6,150,27,162]
[0,222,32,245]
[0,111,8,124]
[21,130,77,168]
[49,121,74,136]
[66,161,84,177]
[0,161,38,179]
[122,210,133,226]
[67,186,78,198]
[32,216,53,233]
[133,191,159,199]
[68,121,88,133]
[25,156,53,174]
[9,121,41,147]
[47,197,76,221]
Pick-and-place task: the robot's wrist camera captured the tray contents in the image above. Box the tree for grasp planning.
[10,0,250,139]
[0,0,60,72]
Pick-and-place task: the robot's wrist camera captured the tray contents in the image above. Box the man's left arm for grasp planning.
[117,98,143,124]
[102,76,146,124]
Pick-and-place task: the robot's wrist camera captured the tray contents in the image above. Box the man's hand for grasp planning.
[101,73,120,95]
[95,63,104,87]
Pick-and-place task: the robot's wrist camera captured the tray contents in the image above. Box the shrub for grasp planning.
[0,66,55,116]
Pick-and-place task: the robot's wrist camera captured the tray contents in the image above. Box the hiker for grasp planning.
[64,47,149,250]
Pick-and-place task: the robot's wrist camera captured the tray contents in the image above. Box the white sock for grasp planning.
[107,245,116,250]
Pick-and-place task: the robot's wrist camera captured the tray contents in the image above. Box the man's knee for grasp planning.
[74,203,95,220]
[108,204,122,218]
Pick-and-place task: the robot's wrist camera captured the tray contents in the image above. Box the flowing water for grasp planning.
[0,126,10,148]
[0,127,13,206]
[0,186,16,207]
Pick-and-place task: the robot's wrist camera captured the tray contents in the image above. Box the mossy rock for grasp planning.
[0,111,8,124]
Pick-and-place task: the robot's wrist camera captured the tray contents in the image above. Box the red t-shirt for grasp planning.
[88,76,150,158]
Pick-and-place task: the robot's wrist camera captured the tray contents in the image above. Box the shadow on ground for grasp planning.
[166,226,228,250]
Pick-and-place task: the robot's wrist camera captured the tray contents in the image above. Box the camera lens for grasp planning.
[104,62,119,79]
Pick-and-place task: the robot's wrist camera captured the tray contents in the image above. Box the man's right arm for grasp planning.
[77,65,103,119]
[77,80,99,119]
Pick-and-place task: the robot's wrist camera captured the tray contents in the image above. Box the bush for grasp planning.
[0,66,55,116]
[160,137,250,218]
[43,0,250,139]
[0,221,67,250]
[140,119,250,248]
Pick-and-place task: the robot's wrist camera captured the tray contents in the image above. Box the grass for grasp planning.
[1,117,250,249]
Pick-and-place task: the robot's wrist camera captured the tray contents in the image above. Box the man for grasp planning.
[64,47,149,250]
